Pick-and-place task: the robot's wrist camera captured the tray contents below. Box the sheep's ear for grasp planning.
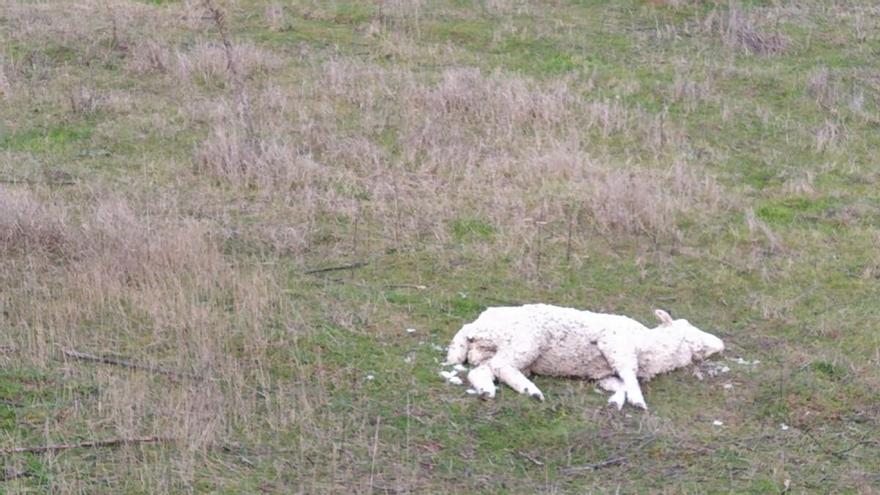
[654,309,674,326]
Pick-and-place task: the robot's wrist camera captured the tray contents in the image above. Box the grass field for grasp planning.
[1,0,879,492]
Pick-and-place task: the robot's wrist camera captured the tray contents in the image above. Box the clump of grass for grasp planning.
[176,41,282,89]
[586,160,722,240]
[379,0,425,30]
[127,40,171,75]
[194,94,348,192]
[264,3,287,32]
[0,56,11,99]
[815,119,845,152]
[66,84,105,116]
[806,67,836,108]
[670,62,715,112]
[0,186,70,256]
[745,207,784,255]
[706,3,789,55]
[403,67,577,151]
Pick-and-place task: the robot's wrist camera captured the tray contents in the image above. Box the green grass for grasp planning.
[0,123,94,154]
[1,0,879,493]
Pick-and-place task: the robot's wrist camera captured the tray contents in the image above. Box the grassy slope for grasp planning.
[1,0,879,493]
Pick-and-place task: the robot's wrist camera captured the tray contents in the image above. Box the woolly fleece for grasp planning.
[445,304,725,409]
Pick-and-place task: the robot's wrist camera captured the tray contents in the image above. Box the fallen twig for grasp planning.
[563,435,654,474]
[0,177,74,186]
[517,450,544,466]
[0,436,175,455]
[562,456,626,473]
[384,284,427,290]
[304,261,367,275]
[801,427,878,459]
[61,348,202,381]
[1,468,32,481]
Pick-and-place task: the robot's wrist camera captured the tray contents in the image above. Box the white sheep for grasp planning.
[445,304,725,410]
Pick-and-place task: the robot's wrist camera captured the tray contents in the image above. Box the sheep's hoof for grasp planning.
[608,396,625,411]
[530,392,545,402]
[477,390,494,401]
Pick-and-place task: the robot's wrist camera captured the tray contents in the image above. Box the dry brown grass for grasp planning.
[127,40,173,75]
[807,67,835,108]
[2,0,180,63]
[704,2,790,55]
[0,186,71,256]
[0,186,292,485]
[670,62,715,112]
[815,119,845,152]
[263,2,287,32]
[0,56,11,100]
[176,41,283,88]
[187,58,719,265]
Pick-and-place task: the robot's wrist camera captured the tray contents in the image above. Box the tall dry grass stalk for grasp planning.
[704,2,789,55]
[815,119,844,152]
[0,186,71,255]
[0,56,11,100]
[176,41,282,88]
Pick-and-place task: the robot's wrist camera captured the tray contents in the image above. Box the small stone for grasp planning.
[466,388,477,395]
[720,366,730,373]
[453,364,467,372]
[713,420,723,426]
[366,374,375,381]
[780,423,789,431]
[406,328,416,334]
[448,376,463,385]
[723,383,733,389]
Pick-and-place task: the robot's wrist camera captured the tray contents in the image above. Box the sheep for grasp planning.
[445,304,725,410]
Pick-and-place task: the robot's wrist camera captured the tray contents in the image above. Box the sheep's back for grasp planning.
[529,331,613,378]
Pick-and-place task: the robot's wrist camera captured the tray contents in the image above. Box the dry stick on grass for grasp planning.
[384,284,427,290]
[562,435,656,474]
[201,0,257,150]
[562,456,627,473]
[368,416,382,493]
[303,261,367,275]
[0,177,75,186]
[61,348,203,381]
[0,436,175,455]
[1,468,33,481]
[200,0,237,79]
[517,450,544,466]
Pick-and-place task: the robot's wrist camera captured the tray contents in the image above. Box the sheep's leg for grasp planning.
[617,369,647,410]
[467,365,496,398]
[467,332,544,401]
[598,376,626,410]
[596,341,647,410]
[490,360,545,401]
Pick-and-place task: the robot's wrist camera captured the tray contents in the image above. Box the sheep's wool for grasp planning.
[446,304,725,410]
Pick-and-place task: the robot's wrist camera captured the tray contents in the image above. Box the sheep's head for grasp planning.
[654,309,725,361]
